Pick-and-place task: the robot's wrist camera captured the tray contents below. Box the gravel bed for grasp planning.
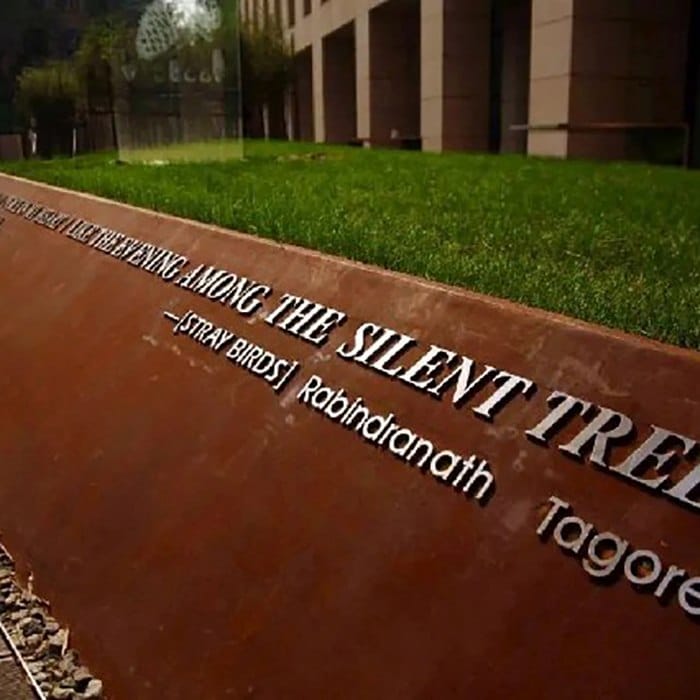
[0,546,104,700]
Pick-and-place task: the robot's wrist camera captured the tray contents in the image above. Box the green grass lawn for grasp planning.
[1,140,699,349]
[118,138,244,164]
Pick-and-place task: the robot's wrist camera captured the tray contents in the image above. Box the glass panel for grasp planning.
[108,0,243,163]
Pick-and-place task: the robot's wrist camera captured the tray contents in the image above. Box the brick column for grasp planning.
[567,0,690,160]
[420,0,491,153]
[421,0,443,152]
[528,0,691,160]
[312,38,325,142]
[442,0,491,151]
[527,0,574,157]
[355,11,370,140]
[368,0,421,145]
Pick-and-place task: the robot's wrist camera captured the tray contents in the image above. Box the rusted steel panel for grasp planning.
[0,174,698,699]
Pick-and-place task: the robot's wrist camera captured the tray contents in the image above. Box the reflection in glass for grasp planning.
[111,0,242,163]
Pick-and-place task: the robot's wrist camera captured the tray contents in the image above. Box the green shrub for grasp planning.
[17,61,80,116]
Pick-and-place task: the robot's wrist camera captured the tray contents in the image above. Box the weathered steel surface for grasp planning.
[0,174,698,699]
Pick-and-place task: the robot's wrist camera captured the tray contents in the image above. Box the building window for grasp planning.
[288,0,295,27]
[303,0,311,16]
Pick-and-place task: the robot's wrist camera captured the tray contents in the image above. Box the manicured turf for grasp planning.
[1,140,699,348]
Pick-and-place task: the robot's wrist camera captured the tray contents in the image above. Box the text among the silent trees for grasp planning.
[2,191,698,516]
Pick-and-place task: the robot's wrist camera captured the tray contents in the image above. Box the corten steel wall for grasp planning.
[0,174,700,698]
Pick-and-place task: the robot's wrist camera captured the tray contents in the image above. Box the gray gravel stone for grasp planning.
[48,630,68,655]
[21,619,43,637]
[73,665,92,690]
[0,544,105,699]
[24,633,41,649]
[50,687,73,699]
[83,678,103,698]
